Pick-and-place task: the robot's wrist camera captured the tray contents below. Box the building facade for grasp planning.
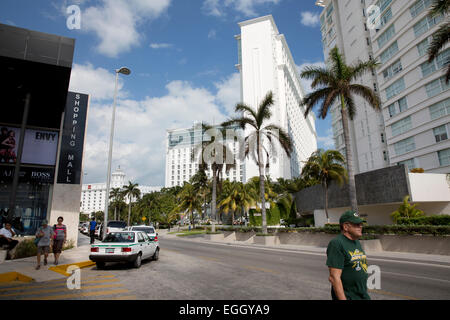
[165,123,245,187]
[236,15,318,181]
[80,167,162,213]
[317,0,389,174]
[316,0,450,173]
[0,23,88,245]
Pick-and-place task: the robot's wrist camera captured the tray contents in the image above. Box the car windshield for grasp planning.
[103,232,135,243]
[133,227,155,233]
[107,221,127,228]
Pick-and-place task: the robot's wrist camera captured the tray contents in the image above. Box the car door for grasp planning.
[136,232,148,259]
[142,232,155,258]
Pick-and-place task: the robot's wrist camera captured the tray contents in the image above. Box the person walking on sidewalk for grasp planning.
[326,211,370,300]
[52,216,67,265]
[35,220,54,270]
[89,217,97,244]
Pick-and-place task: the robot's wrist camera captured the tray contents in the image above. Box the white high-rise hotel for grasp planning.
[165,15,317,187]
[317,0,450,173]
[236,15,317,180]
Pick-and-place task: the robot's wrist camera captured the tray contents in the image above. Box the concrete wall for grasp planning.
[379,235,450,255]
[409,173,450,202]
[49,183,81,246]
[278,232,335,247]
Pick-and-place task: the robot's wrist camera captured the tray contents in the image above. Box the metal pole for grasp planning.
[8,93,31,223]
[103,72,119,240]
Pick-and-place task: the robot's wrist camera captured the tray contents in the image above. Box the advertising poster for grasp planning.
[0,126,20,164]
[0,126,58,165]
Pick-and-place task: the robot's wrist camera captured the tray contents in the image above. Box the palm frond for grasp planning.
[430,0,450,16]
[348,59,380,82]
[427,22,450,62]
[256,92,274,128]
[301,87,336,118]
[348,84,381,112]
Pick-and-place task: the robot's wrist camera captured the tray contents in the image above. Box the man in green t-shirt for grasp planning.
[326,210,370,300]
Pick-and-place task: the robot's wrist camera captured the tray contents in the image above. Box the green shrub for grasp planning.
[391,195,425,223]
[396,215,450,226]
[13,238,37,259]
[249,206,281,227]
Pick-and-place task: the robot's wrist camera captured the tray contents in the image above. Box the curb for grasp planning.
[0,272,34,283]
[48,261,96,277]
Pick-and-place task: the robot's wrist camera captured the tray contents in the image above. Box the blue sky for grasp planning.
[0,0,333,186]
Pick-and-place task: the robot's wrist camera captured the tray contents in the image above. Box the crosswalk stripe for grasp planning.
[25,288,130,300]
[0,278,119,293]
[0,284,123,298]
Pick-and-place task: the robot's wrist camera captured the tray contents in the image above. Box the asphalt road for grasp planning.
[2,233,449,300]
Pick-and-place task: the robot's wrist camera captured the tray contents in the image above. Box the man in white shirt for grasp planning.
[0,222,19,252]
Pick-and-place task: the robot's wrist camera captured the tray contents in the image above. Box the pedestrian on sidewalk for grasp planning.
[52,216,67,265]
[326,211,370,300]
[89,217,97,244]
[35,220,54,270]
[0,222,18,259]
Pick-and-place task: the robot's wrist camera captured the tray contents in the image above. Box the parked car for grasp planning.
[81,223,90,235]
[89,231,159,269]
[125,225,158,243]
[98,221,127,240]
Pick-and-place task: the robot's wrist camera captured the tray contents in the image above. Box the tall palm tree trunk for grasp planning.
[258,133,268,234]
[127,196,132,227]
[340,95,358,212]
[324,181,330,224]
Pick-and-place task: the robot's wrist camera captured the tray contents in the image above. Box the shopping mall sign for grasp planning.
[57,91,89,184]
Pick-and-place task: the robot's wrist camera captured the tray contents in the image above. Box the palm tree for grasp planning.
[109,187,122,220]
[122,181,141,226]
[175,182,202,228]
[192,123,235,226]
[223,92,293,234]
[428,0,450,83]
[300,47,380,213]
[302,149,348,223]
[190,167,210,220]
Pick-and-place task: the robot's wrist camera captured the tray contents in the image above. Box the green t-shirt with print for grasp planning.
[326,234,370,300]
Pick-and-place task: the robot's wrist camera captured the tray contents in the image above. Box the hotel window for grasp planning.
[391,116,412,136]
[388,103,397,117]
[383,59,403,80]
[426,76,450,97]
[394,137,416,156]
[410,0,432,18]
[438,148,450,166]
[421,49,450,77]
[377,0,393,13]
[417,37,432,57]
[434,125,449,142]
[429,98,450,119]
[377,24,395,49]
[398,97,408,112]
[385,77,405,100]
[399,159,417,170]
[326,3,334,18]
[414,14,443,38]
[380,41,399,64]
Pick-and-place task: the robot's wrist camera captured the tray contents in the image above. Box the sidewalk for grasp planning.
[0,244,92,283]
[162,232,450,265]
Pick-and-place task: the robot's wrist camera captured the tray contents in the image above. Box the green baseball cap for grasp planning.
[339,211,365,224]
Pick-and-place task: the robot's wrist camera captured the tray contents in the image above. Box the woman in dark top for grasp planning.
[52,216,67,265]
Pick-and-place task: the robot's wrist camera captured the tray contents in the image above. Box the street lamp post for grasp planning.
[103,67,131,240]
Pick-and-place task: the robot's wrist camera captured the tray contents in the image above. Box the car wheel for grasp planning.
[133,253,142,268]
[152,248,159,261]
[96,262,105,269]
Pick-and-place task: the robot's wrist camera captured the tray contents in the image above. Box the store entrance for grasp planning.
[0,180,51,235]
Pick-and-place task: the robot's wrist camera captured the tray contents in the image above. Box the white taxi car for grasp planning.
[89,231,159,269]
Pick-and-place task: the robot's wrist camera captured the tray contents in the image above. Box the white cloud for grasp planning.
[81,0,171,57]
[69,63,127,101]
[203,0,281,18]
[214,73,241,115]
[78,65,232,186]
[300,11,321,27]
[208,29,217,39]
[317,128,335,149]
[150,43,173,49]
[296,61,326,94]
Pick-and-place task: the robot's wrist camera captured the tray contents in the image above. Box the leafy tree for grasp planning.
[428,0,450,83]
[300,47,380,213]
[175,182,202,228]
[391,195,426,223]
[302,149,348,223]
[122,181,141,227]
[223,92,293,233]
[191,167,210,220]
[109,187,123,220]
